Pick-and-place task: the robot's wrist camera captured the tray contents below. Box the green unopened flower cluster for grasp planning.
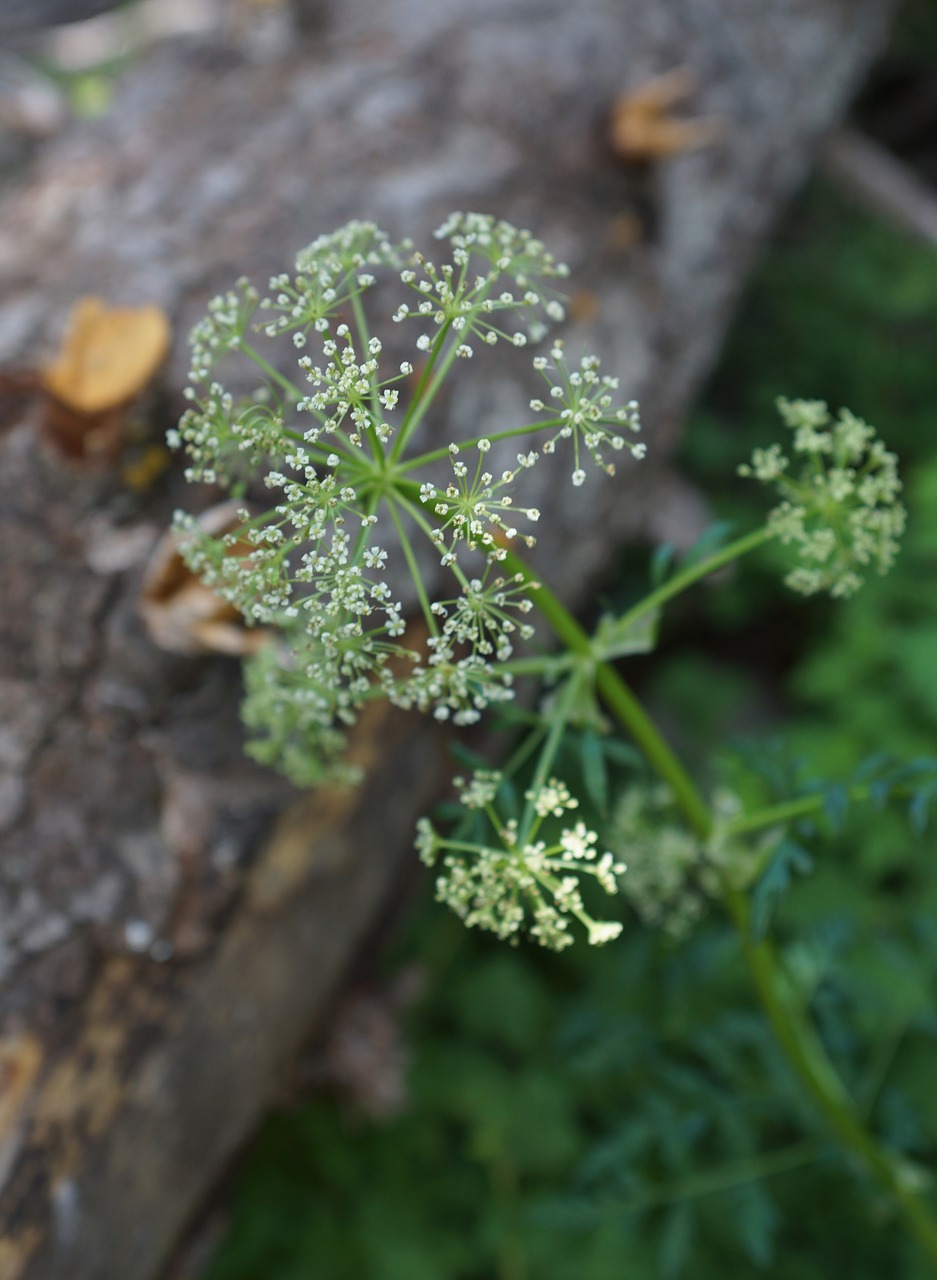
[740,398,906,598]
[416,771,625,950]
[607,786,772,938]
[607,785,707,937]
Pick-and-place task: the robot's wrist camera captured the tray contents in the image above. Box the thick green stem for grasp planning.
[725,886,937,1266]
[499,549,712,839]
[500,544,937,1269]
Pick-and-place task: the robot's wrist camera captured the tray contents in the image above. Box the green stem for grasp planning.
[724,886,937,1266]
[393,491,472,601]
[724,782,931,841]
[499,655,570,678]
[348,292,389,465]
[858,1021,908,1119]
[384,496,438,636]
[726,792,846,838]
[616,527,773,634]
[499,548,712,840]
[499,719,550,782]
[390,324,457,462]
[500,544,937,1269]
[240,343,304,403]
[397,419,567,472]
[518,671,583,843]
[613,1140,822,1216]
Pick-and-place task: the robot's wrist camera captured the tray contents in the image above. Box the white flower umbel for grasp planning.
[393,213,570,353]
[529,342,644,485]
[171,213,645,790]
[260,221,403,344]
[416,773,625,950]
[422,441,541,565]
[188,277,261,383]
[740,398,906,598]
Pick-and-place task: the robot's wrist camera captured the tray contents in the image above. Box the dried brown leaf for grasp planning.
[41,297,171,414]
[610,67,723,162]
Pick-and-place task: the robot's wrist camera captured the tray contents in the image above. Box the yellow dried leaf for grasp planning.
[610,68,722,162]
[41,297,171,413]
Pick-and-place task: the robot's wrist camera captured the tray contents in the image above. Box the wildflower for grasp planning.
[530,343,644,485]
[416,773,625,949]
[740,398,906,597]
[393,212,570,351]
[423,447,540,564]
[171,213,645,926]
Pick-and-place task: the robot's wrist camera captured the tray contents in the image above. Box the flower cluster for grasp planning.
[170,213,645,785]
[530,342,644,485]
[260,220,403,343]
[607,786,780,938]
[187,277,260,383]
[416,772,625,949]
[240,638,363,787]
[606,785,708,938]
[388,569,537,727]
[393,213,570,355]
[421,441,542,565]
[740,398,906,598]
[296,328,411,448]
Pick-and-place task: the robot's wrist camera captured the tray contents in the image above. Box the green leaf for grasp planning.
[580,729,609,815]
[822,784,849,834]
[728,1181,780,1267]
[651,542,676,586]
[659,1202,696,1279]
[452,954,553,1053]
[750,840,814,939]
[909,785,934,835]
[681,520,736,568]
[602,738,645,770]
[593,607,661,660]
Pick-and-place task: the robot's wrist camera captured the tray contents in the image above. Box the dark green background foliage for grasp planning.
[205,920,932,1280]
[204,157,937,1279]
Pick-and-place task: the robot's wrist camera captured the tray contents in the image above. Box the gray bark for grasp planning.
[0,1,900,1277]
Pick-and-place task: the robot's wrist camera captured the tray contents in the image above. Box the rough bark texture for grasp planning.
[0,1,901,1276]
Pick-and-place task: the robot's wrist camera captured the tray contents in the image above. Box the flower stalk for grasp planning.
[171,212,937,1269]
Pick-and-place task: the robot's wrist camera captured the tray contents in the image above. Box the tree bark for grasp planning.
[0,1,901,1276]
